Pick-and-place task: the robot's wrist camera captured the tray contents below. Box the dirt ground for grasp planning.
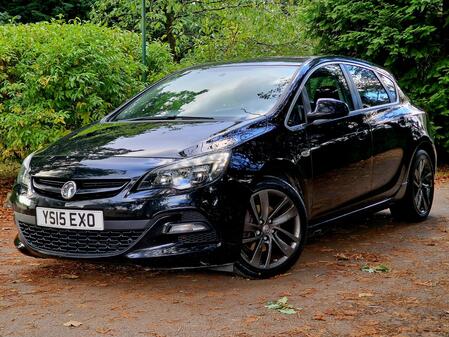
[1,176,449,337]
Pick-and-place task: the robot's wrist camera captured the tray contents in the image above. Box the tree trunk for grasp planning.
[443,0,449,54]
[164,9,178,61]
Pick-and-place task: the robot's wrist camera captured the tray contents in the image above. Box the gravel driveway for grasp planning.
[1,178,448,337]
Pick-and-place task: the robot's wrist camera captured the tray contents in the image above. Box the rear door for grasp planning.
[304,64,372,218]
[343,65,405,195]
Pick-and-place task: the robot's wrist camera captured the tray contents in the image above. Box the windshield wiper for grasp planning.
[126,115,215,121]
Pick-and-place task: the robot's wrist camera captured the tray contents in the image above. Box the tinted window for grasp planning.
[113,66,298,121]
[379,74,397,102]
[305,64,354,112]
[346,65,390,108]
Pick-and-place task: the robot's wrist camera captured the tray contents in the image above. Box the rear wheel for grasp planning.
[234,178,307,279]
[390,149,434,222]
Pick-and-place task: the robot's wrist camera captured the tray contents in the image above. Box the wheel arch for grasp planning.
[391,136,436,222]
[255,159,311,216]
[415,138,437,170]
[401,137,436,189]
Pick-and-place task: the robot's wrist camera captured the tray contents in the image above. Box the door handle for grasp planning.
[356,129,369,140]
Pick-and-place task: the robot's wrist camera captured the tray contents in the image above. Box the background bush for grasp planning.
[0,21,173,159]
[0,0,94,23]
[1,0,448,162]
[306,0,449,156]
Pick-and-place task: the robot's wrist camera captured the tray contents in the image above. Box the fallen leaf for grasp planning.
[334,253,350,261]
[265,297,300,315]
[244,316,259,323]
[342,310,358,316]
[279,308,297,315]
[96,327,112,334]
[278,296,288,305]
[313,314,326,321]
[415,281,433,287]
[358,292,374,298]
[60,274,79,279]
[63,320,82,327]
[361,264,390,273]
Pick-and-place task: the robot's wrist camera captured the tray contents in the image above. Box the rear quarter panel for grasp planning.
[368,101,433,200]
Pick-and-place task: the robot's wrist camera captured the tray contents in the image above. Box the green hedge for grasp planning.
[0,21,174,160]
[306,0,449,156]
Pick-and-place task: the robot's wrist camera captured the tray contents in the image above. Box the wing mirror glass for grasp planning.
[307,98,350,122]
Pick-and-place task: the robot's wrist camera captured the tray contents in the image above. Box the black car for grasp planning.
[11,56,436,278]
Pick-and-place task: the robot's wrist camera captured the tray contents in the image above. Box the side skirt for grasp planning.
[308,198,393,233]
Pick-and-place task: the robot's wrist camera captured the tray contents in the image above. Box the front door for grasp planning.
[304,64,372,218]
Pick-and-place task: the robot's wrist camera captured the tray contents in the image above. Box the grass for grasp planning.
[0,160,20,180]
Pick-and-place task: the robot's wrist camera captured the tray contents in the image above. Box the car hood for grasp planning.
[30,119,268,179]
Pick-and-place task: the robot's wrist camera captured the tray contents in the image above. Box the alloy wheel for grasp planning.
[241,189,301,270]
[412,157,433,216]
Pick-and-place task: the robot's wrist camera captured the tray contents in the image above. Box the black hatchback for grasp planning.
[11,56,436,278]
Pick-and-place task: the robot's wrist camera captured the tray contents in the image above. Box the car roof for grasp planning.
[188,56,392,77]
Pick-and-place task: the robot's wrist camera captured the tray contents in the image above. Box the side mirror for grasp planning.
[307,98,350,122]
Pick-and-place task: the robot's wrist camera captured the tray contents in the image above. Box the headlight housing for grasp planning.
[137,152,231,191]
[16,152,34,192]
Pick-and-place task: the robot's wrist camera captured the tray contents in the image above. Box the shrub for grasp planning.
[0,0,94,23]
[0,21,173,160]
[306,0,449,156]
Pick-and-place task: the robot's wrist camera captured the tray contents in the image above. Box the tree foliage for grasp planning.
[185,1,314,62]
[307,0,449,153]
[1,0,449,160]
[0,0,94,23]
[90,0,314,61]
[0,21,173,159]
[90,0,243,61]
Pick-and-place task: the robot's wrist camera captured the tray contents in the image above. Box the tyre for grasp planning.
[234,177,307,279]
[390,149,435,222]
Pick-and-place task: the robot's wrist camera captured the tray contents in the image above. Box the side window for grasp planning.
[379,74,397,102]
[287,91,306,127]
[345,65,390,108]
[305,64,354,112]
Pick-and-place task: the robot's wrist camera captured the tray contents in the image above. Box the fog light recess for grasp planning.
[163,222,209,235]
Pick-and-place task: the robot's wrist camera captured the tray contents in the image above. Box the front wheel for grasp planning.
[390,149,435,222]
[234,177,307,279]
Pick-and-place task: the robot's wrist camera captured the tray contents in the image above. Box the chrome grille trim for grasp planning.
[32,177,129,200]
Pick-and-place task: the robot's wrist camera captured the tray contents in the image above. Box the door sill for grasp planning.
[309,198,393,230]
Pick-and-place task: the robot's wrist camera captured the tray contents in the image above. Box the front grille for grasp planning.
[32,177,129,200]
[18,222,144,256]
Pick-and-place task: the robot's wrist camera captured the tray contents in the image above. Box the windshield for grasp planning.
[112,65,299,121]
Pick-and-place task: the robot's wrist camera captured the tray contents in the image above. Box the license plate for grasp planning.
[36,207,104,231]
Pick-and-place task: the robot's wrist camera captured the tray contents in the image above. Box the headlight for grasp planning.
[137,152,231,191]
[17,152,34,191]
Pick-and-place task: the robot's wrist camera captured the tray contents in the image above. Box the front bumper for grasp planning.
[11,179,251,268]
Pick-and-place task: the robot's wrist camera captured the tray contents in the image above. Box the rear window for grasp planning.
[113,65,299,121]
[345,65,390,108]
[379,74,397,102]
